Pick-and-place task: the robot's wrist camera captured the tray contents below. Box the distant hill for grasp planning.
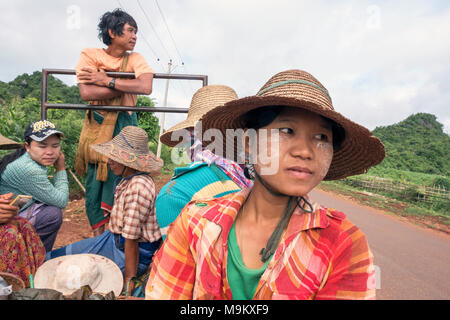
[373,113,450,176]
[0,71,82,105]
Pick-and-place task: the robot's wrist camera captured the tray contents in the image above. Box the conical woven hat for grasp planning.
[91,126,163,173]
[200,69,385,180]
[0,133,22,150]
[160,85,238,147]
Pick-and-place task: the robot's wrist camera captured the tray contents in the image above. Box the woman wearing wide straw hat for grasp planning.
[155,85,252,238]
[47,126,164,295]
[146,69,384,300]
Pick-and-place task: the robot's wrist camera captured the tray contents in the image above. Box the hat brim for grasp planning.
[34,254,123,296]
[160,116,196,147]
[0,135,22,150]
[0,272,25,292]
[201,95,385,180]
[91,143,164,174]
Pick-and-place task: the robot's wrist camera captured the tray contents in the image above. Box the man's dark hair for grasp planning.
[98,8,138,46]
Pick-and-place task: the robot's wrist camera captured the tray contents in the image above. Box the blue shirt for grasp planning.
[155,162,241,237]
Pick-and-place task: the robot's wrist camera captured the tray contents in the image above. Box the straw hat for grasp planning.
[0,272,25,292]
[0,133,22,150]
[34,254,123,296]
[90,126,163,173]
[200,69,385,180]
[160,85,238,147]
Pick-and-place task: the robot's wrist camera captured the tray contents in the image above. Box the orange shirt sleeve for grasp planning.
[75,48,99,84]
[129,52,154,79]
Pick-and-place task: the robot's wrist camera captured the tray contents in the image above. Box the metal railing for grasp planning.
[40,68,208,119]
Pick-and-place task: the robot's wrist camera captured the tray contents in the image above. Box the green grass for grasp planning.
[318,180,450,226]
[367,166,450,188]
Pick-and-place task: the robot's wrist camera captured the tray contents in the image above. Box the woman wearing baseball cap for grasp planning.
[0,120,68,252]
[0,133,46,288]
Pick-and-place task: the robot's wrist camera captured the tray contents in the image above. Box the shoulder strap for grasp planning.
[121,52,130,72]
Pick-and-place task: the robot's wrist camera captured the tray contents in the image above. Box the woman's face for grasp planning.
[25,134,61,167]
[250,108,334,197]
[108,158,126,176]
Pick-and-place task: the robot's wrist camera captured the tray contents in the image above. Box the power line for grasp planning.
[153,0,195,95]
[136,0,173,62]
[154,0,184,66]
[116,0,163,71]
[119,0,194,98]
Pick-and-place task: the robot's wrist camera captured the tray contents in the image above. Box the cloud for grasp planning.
[0,0,449,134]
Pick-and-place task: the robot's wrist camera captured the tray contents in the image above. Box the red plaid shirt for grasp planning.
[145,188,376,300]
[109,174,161,242]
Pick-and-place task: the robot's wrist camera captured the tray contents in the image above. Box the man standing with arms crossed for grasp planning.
[75,8,155,236]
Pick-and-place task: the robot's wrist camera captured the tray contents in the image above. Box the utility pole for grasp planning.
[157,59,172,158]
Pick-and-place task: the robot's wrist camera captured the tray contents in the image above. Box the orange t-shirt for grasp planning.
[75,48,154,106]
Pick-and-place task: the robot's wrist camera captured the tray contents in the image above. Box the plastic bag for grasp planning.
[8,285,116,300]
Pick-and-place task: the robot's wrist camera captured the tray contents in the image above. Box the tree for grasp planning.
[136,96,160,145]
[372,113,450,176]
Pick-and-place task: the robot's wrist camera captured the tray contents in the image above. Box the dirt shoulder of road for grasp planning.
[54,173,173,249]
[55,173,449,249]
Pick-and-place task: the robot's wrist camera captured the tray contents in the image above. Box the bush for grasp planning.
[401,185,421,202]
[432,177,450,190]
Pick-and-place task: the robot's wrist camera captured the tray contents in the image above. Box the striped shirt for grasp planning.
[145,188,376,300]
[109,174,161,242]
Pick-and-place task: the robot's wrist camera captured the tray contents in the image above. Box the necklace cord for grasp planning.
[250,167,314,262]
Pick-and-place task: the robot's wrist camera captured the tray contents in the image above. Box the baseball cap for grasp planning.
[24,120,64,142]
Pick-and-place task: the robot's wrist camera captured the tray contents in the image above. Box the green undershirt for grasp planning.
[227,221,272,300]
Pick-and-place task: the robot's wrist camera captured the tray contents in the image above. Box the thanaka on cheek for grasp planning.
[315,141,333,180]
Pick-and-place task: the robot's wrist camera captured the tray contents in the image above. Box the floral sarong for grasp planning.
[0,217,46,287]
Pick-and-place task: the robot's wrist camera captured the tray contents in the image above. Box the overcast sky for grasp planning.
[1,0,449,134]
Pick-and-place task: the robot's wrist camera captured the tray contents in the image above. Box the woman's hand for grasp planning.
[78,67,111,87]
[123,277,136,296]
[0,193,19,224]
[123,238,139,295]
[53,151,66,172]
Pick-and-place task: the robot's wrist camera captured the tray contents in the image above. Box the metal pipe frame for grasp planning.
[41,68,208,120]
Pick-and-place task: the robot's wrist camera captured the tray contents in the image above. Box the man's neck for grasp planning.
[104,46,127,58]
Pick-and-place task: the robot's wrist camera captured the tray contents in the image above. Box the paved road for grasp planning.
[309,189,450,300]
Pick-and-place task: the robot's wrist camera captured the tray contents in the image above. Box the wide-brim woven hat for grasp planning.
[34,254,123,296]
[91,126,163,174]
[200,69,385,180]
[160,85,238,147]
[0,272,26,292]
[0,134,22,150]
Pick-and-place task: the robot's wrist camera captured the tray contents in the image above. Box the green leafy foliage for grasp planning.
[332,114,450,218]
[372,113,450,176]
[0,71,83,105]
[136,96,159,145]
[136,95,175,171]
